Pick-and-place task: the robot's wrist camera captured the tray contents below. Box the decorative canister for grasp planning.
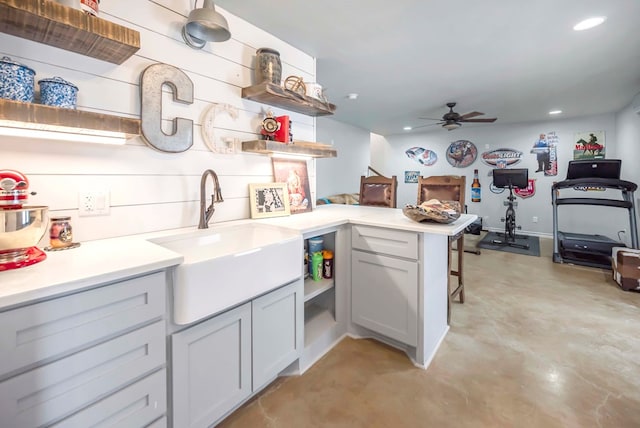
[49,216,73,248]
[255,48,282,85]
[38,77,79,109]
[0,56,36,103]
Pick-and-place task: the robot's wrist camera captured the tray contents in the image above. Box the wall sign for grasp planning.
[140,63,194,153]
[489,181,505,194]
[514,179,536,198]
[529,131,558,176]
[446,140,477,168]
[573,131,605,160]
[405,171,419,183]
[405,147,437,166]
[481,148,523,167]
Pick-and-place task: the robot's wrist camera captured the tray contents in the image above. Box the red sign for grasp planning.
[514,179,536,198]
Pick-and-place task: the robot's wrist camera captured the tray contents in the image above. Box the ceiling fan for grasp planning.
[416,102,497,131]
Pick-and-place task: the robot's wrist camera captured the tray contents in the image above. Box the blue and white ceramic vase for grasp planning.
[0,56,36,103]
[255,48,282,85]
[38,77,79,109]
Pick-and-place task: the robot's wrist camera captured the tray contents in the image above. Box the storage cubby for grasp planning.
[298,229,340,371]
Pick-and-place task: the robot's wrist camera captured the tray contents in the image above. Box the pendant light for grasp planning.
[182,0,231,49]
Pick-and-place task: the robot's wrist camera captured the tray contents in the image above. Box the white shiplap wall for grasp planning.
[1,0,317,241]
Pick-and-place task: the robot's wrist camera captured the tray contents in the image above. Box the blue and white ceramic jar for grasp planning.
[38,77,79,109]
[0,56,36,103]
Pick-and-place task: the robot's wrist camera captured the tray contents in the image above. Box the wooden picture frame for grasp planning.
[248,183,291,219]
[271,158,312,214]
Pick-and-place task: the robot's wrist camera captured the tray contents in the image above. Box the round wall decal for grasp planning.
[446,140,477,168]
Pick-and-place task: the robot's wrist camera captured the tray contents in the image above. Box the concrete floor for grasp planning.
[219,235,640,428]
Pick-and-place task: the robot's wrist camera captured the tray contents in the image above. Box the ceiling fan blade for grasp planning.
[412,122,442,129]
[461,118,497,123]
[458,111,484,120]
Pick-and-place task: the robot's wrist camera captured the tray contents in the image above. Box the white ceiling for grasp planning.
[215,0,640,136]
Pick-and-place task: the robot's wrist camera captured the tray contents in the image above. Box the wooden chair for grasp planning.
[417,175,466,324]
[359,168,398,208]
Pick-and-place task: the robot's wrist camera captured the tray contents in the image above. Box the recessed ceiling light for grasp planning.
[403,126,412,131]
[573,16,606,31]
[347,93,358,100]
[549,110,563,115]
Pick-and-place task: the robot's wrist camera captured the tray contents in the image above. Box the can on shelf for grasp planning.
[322,250,333,279]
[49,216,73,248]
[311,252,323,282]
[80,0,100,16]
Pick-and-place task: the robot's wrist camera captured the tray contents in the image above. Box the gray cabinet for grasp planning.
[170,280,303,428]
[0,272,167,428]
[171,302,252,428]
[351,225,419,346]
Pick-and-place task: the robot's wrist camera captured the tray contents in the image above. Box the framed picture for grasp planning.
[271,158,312,214]
[248,183,291,219]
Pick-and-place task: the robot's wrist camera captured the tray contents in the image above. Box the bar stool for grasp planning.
[359,167,398,208]
[417,175,466,324]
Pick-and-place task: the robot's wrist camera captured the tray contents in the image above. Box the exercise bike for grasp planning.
[491,168,530,250]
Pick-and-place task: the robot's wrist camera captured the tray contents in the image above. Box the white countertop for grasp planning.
[256,204,476,236]
[0,205,476,309]
[0,237,182,310]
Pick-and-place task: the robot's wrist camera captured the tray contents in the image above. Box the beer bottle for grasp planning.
[471,169,481,202]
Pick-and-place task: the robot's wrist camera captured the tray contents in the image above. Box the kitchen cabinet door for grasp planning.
[171,303,251,428]
[252,280,303,390]
[351,250,418,346]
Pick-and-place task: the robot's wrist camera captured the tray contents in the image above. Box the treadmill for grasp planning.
[552,159,638,269]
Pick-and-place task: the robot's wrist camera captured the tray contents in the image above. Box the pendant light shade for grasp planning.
[182,0,231,49]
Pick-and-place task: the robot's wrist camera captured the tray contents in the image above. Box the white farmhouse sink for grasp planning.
[151,223,302,325]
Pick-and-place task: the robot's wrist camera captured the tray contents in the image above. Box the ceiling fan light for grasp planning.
[443,122,461,130]
[573,16,606,31]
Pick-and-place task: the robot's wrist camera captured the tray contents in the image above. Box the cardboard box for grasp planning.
[611,247,640,292]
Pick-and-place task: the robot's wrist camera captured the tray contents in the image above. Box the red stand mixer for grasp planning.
[0,170,48,271]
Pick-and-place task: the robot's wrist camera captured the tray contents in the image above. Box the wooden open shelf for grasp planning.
[0,0,140,64]
[242,140,337,158]
[0,98,140,137]
[242,82,336,117]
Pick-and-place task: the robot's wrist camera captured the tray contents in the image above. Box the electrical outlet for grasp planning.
[78,190,110,217]
[532,216,538,223]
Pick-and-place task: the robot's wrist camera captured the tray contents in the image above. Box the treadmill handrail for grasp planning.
[552,178,637,191]
[554,198,632,208]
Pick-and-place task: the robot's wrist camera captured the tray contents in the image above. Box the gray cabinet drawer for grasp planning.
[52,368,167,428]
[351,225,418,260]
[0,321,165,428]
[0,272,165,377]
